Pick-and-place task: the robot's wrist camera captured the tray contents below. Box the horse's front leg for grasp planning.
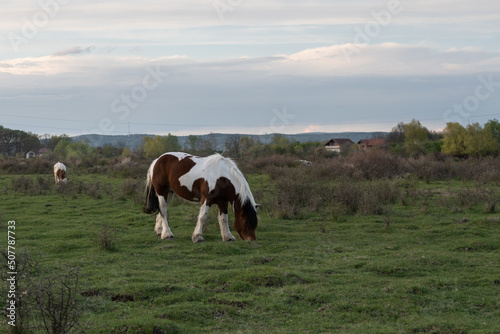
[218,203,235,242]
[192,200,209,243]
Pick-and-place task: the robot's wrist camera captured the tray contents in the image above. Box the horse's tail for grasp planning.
[143,160,160,214]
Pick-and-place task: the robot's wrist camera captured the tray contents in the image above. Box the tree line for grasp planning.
[1,119,499,160]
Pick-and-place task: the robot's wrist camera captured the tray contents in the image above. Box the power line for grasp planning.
[2,112,499,135]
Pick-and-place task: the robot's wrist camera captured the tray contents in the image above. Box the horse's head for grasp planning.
[234,200,258,241]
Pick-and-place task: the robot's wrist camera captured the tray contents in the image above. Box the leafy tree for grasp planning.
[101,144,118,158]
[386,122,405,144]
[464,122,499,157]
[442,122,467,157]
[200,133,217,155]
[404,119,428,156]
[186,135,201,153]
[239,136,259,157]
[45,134,71,151]
[270,134,293,154]
[0,126,41,156]
[121,146,132,157]
[484,119,500,143]
[54,140,97,161]
[142,134,181,159]
[225,134,241,158]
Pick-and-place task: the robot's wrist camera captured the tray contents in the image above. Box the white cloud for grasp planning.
[2,0,499,58]
[273,43,500,76]
[2,43,499,79]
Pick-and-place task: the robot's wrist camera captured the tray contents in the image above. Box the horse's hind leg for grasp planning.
[218,203,235,242]
[157,191,175,239]
[192,200,210,243]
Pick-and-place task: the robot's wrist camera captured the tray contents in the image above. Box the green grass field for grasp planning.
[1,171,499,333]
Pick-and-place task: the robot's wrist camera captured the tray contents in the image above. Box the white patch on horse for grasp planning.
[192,200,210,243]
[157,193,175,239]
[53,162,68,184]
[218,209,235,242]
[177,153,256,206]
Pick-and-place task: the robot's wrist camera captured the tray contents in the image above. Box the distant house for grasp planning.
[25,151,36,159]
[38,148,51,156]
[358,139,388,151]
[324,138,354,153]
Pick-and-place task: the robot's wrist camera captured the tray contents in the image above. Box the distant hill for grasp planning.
[71,132,388,150]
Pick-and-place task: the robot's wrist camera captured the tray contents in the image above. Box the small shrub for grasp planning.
[34,176,52,195]
[333,181,362,214]
[85,179,102,199]
[95,223,118,251]
[56,180,80,199]
[484,198,496,213]
[455,186,497,211]
[11,176,34,194]
[270,168,328,219]
[120,179,144,204]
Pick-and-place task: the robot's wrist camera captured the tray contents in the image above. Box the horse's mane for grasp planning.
[206,154,256,207]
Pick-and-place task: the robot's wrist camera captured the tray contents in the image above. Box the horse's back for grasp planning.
[54,162,66,172]
[151,152,240,202]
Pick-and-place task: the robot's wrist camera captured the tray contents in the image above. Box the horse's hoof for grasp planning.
[161,234,174,240]
[224,235,235,242]
[192,235,204,243]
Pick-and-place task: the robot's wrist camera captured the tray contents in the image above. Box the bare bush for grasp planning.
[331,179,399,215]
[0,249,39,333]
[348,150,409,180]
[56,181,79,199]
[332,181,363,214]
[120,179,144,204]
[1,251,87,333]
[95,223,118,251]
[85,179,102,199]
[409,154,457,182]
[82,179,114,200]
[11,176,53,196]
[241,155,301,174]
[269,163,401,218]
[11,176,34,194]
[0,157,51,175]
[32,266,86,334]
[455,186,497,211]
[271,168,326,219]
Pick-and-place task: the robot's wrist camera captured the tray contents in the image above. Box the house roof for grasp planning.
[325,138,354,146]
[358,139,388,146]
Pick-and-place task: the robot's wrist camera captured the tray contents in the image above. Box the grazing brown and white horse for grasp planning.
[53,162,68,184]
[143,152,258,243]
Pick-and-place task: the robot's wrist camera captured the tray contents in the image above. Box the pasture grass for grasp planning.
[0,172,499,333]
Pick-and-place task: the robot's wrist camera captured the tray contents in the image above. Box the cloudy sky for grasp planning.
[1,0,500,137]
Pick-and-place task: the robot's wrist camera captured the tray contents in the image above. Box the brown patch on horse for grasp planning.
[207,177,237,207]
[55,169,66,181]
[233,199,258,240]
[152,154,193,198]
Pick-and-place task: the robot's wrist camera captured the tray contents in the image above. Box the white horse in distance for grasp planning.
[54,162,68,184]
